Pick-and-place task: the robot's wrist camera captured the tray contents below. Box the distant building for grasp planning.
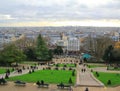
[67,37,80,52]
[0,33,25,48]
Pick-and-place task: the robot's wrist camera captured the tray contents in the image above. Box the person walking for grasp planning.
[85,87,89,91]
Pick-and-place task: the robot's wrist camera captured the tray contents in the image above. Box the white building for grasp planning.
[67,37,80,51]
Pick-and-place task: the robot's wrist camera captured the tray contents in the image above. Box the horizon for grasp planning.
[0,0,120,27]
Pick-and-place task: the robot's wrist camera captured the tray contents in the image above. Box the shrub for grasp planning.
[68,77,72,84]
[96,71,99,77]
[107,80,111,85]
[5,73,9,79]
[64,64,67,67]
[29,70,32,74]
[91,69,93,72]
[56,64,59,67]
[72,70,75,76]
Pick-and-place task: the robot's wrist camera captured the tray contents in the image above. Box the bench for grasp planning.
[14,80,26,86]
[37,83,49,87]
[57,84,71,89]
[0,78,7,85]
[36,81,49,88]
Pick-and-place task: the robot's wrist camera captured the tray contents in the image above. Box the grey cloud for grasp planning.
[0,0,120,23]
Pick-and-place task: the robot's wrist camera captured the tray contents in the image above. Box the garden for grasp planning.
[0,68,13,74]
[8,70,76,85]
[93,71,120,86]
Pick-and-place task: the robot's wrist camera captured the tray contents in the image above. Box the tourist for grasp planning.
[41,80,44,85]
[85,87,89,91]
[36,81,40,85]
[84,68,86,72]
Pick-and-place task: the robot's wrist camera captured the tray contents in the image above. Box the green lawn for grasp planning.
[107,66,120,71]
[0,68,7,74]
[0,68,13,74]
[93,72,120,86]
[8,70,76,85]
[87,65,106,68]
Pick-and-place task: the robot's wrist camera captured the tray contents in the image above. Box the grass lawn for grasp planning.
[93,72,120,86]
[0,68,7,74]
[8,70,76,85]
[0,68,13,74]
[87,65,106,68]
[107,66,120,71]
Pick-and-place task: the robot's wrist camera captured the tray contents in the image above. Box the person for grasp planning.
[60,82,64,88]
[36,81,40,85]
[85,87,89,91]
[41,80,44,85]
[84,68,86,72]
[81,69,83,72]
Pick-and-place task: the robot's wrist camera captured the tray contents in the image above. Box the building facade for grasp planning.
[67,37,80,52]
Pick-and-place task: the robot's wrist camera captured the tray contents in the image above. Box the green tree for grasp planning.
[24,47,36,61]
[0,44,26,66]
[35,34,51,61]
[54,46,63,55]
[103,45,114,63]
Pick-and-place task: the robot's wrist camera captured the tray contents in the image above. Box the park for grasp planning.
[0,57,120,91]
[0,34,120,91]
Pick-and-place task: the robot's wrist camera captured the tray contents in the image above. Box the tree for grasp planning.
[84,36,114,60]
[110,48,120,63]
[24,47,36,60]
[103,45,114,63]
[35,34,51,61]
[54,46,63,55]
[14,37,36,50]
[48,49,53,60]
[0,43,26,66]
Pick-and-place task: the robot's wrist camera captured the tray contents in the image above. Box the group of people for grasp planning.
[81,68,86,72]
[36,80,44,85]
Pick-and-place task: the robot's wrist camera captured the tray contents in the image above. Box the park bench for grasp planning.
[36,81,49,88]
[0,78,7,85]
[14,80,26,86]
[37,83,49,87]
[57,84,71,89]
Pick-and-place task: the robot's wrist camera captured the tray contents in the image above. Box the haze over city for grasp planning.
[0,0,120,27]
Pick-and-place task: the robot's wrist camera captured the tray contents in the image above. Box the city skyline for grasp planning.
[0,0,120,27]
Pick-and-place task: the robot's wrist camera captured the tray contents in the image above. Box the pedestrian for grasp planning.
[84,68,86,72]
[81,69,83,72]
[85,87,89,91]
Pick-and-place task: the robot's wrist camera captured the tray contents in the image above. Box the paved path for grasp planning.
[92,67,120,73]
[0,59,120,91]
[76,64,104,87]
[0,82,120,91]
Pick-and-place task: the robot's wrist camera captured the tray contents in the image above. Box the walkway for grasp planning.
[92,67,120,73]
[76,64,104,87]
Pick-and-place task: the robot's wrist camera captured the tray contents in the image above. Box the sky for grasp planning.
[0,0,120,27]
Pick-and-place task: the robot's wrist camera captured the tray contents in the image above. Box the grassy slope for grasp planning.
[93,72,120,86]
[8,70,76,84]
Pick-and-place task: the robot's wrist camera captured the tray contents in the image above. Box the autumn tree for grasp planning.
[84,35,114,60]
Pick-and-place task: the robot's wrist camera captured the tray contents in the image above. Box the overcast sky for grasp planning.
[0,0,120,27]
